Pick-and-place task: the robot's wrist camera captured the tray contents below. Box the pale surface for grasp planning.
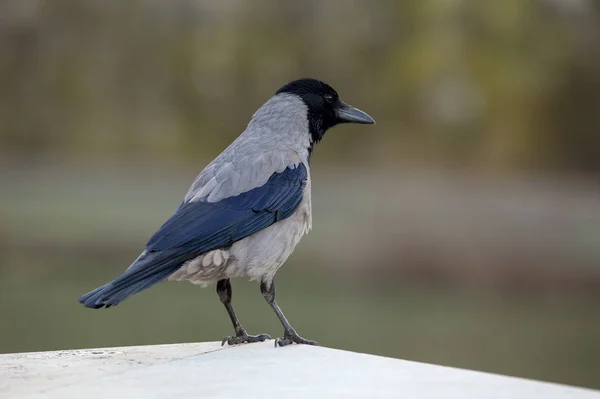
[1,341,598,399]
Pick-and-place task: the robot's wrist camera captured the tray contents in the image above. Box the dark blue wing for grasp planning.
[79,163,307,308]
[146,163,307,252]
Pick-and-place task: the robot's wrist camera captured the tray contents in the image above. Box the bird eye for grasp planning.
[323,94,335,103]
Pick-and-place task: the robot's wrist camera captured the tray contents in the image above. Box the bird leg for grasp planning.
[217,279,271,345]
[260,279,319,347]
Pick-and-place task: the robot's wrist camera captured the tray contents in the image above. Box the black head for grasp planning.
[276,78,374,148]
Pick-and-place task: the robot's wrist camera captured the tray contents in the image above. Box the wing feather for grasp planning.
[79,163,308,308]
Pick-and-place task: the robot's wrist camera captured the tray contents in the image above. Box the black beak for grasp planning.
[336,101,375,124]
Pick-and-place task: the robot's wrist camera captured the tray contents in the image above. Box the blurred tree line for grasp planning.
[1,0,599,173]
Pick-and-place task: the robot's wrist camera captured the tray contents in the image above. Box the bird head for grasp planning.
[276,78,375,146]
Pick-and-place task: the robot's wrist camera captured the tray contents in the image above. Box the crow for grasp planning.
[80,78,375,347]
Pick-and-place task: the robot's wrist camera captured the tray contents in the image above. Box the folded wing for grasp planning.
[79,163,307,308]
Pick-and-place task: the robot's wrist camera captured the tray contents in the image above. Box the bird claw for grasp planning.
[221,332,271,346]
[274,332,319,347]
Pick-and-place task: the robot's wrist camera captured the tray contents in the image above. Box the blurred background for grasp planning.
[1,0,599,390]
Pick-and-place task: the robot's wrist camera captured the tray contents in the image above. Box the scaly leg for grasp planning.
[260,279,318,347]
[217,279,271,345]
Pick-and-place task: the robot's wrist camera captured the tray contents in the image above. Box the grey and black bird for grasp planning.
[79,78,375,346]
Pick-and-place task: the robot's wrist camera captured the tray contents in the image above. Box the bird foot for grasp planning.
[221,332,271,346]
[274,331,319,347]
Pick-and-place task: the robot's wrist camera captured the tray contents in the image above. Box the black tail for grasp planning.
[79,250,185,309]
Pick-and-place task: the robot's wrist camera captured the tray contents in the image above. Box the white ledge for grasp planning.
[1,341,597,399]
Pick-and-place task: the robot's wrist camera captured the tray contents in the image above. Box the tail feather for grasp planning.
[78,250,186,309]
[79,285,107,309]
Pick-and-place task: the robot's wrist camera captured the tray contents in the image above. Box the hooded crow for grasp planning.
[79,78,375,347]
